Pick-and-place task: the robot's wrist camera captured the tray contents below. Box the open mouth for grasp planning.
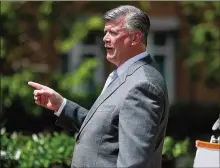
[105,47,114,52]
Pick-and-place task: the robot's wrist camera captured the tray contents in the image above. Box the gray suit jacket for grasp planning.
[56,55,169,168]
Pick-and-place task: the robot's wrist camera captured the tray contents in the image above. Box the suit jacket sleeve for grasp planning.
[117,82,164,168]
[55,99,89,132]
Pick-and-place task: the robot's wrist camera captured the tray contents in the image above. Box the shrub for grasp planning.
[162,136,194,168]
[162,136,190,159]
[1,128,192,168]
[1,128,75,168]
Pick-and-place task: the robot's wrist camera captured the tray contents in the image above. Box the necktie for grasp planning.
[108,70,118,87]
[101,70,118,94]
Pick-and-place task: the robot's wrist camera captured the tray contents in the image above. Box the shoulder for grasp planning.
[128,62,168,98]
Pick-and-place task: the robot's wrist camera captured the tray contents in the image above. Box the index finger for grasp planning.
[28,81,45,90]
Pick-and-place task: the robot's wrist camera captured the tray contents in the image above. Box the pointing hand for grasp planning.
[28,81,63,112]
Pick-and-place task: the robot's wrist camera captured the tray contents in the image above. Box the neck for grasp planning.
[117,46,146,66]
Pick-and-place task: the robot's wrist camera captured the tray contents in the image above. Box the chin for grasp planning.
[106,55,117,66]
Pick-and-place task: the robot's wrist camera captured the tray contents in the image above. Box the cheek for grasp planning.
[124,37,132,46]
[111,38,118,46]
[112,35,131,50]
[113,38,124,47]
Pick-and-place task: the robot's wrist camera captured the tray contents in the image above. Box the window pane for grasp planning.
[59,53,68,73]
[83,30,103,44]
[154,32,166,46]
[154,55,165,76]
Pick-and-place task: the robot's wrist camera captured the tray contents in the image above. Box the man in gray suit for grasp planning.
[28,5,169,168]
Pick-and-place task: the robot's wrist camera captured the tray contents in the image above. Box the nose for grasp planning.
[103,33,110,43]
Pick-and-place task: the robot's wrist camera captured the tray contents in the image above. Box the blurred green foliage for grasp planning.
[162,136,194,167]
[1,58,99,125]
[162,136,190,159]
[1,2,102,120]
[1,70,42,116]
[0,2,104,56]
[1,128,191,168]
[56,58,99,98]
[57,16,104,52]
[1,128,74,168]
[181,2,220,87]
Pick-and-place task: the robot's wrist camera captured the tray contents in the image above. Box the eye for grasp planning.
[110,31,118,36]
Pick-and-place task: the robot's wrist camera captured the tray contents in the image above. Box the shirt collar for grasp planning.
[116,51,148,76]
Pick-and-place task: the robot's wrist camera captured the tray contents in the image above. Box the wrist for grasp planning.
[56,97,64,111]
[54,98,67,116]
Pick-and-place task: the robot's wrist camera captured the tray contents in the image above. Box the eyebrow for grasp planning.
[104,28,119,33]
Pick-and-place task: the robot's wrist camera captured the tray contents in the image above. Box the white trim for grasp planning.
[148,32,175,104]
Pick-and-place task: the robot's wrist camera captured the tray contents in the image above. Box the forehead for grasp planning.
[104,17,126,30]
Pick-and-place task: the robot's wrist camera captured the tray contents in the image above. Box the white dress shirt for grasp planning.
[55,51,148,116]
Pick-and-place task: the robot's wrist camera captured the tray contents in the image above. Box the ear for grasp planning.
[131,31,142,45]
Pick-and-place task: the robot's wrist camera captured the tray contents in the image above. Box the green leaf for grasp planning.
[4,97,12,108]
[39,1,52,16]
[38,20,49,32]
[0,38,6,57]
[59,57,99,97]
[1,131,75,167]
[138,1,151,11]
[58,22,88,52]
[0,1,13,14]
[186,52,204,67]
[86,15,104,30]
[58,15,103,52]
[193,1,206,8]
[204,10,215,21]
[191,25,206,45]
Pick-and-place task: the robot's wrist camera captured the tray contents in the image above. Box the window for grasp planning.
[154,32,166,46]
[148,31,175,104]
[63,30,105,88]
[154,55,165,76]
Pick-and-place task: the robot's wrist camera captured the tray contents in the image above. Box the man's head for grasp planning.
[103,5,150,66]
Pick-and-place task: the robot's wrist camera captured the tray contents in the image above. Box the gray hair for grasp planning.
[103,5,150,45]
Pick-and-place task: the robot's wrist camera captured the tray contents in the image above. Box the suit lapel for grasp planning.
[76,55,153,140]
[76,73,126,138]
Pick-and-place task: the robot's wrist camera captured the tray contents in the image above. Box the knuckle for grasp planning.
[33,90,39,95]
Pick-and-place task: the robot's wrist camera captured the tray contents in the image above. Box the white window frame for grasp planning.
[147,16,180,104]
